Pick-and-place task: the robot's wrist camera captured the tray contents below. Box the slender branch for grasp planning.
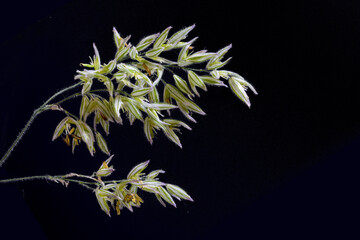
[62,109,80,120]
[42,82,82,106]
[0,109,43,168]
[0,175,51,184]
[0,82,81,168]
[0,173,136,190]
[182,67,212,73]
[60,178,97,186]
[53,92,82,106]
[0,173,98,185]
[165,64,212,73]
[74,182,96,191]
[61,173,100,183]
[0,174,97,191]
[53,88,132,106]
[163,66,176,75]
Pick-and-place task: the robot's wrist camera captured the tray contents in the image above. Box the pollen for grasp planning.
[63,135,71,146]
[116,200,121,215]
[142,63,152,76]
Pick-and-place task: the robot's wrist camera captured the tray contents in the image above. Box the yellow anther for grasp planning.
[116,200,121,215]
[63,135,70,146]
[142,63,152,76]
[103,161,109,168]
[69,127,75,135]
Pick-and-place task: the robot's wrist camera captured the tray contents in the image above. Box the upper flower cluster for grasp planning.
[52,25,257,155]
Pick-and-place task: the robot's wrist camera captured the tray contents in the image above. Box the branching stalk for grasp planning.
[0,25,256,217]
[0,82,81,168]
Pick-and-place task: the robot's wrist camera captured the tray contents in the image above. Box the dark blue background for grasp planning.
[0,0,359,239]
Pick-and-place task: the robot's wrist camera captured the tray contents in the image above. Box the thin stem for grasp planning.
[60,178,97,186]
[0,172,134,186]
[42,82,82,106]
[165,64,212,73]
[0,173,98,185]
[183,66,212,73]
[0,174,97,191]
[53,92,82,106]
[163,66,176,75]
[53,88,132,107]
[75,182,96,191]
[0,175,51,184]
[0,109,42,168]
[61,173,100,183]
[0,82,81,168]
[62,109,79,121]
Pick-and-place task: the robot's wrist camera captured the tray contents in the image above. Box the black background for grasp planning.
[0,0,359,239]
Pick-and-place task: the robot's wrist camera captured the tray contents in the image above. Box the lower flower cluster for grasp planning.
[94,155,193,216]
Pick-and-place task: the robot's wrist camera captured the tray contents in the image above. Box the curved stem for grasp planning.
[42,82,82,106]
[53,88,132,107]
[0,109,43,168]
[0,82,81,168]
[53,92,82,106]
[62,109,80,121]
[61,173,100,183]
